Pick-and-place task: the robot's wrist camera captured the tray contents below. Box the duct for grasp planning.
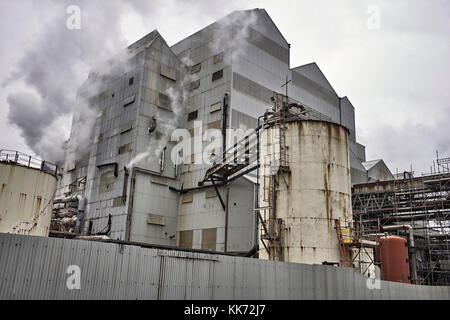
[382,224,418,284]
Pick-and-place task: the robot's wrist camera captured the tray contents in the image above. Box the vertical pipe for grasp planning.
[125,168,136,241]
[222,93,228,163]
[224,185,229,253]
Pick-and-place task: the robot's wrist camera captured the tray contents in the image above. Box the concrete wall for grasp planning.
[1,234,449,300]
[0,163,57,236]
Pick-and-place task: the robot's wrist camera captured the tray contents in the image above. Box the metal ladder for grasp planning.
[335,219,351,267]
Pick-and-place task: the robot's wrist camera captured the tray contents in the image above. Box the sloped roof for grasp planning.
[362,159,383,171]
[292,62,338,95]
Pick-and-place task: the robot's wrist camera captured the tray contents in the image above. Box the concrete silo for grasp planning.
[0,150,57,237]
[258,94,353,265]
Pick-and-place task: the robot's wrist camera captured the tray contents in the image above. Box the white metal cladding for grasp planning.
[1,233,450,300]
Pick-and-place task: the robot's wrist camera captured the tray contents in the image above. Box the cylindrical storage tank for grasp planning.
[376,235,410,283]
[0,161,57,236]
[258,120,352,265]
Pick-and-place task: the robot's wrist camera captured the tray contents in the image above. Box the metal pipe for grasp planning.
[222,93,229,163]
[125,168,137,242]
[123,166,129,204]
[382,224,418,284]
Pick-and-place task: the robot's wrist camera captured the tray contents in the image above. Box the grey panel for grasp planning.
[292,71,339,107]
[246,27,289,63]
[233,73,273,105]
[2,234,449,300]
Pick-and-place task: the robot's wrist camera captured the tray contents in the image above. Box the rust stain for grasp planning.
[324,164,331,229]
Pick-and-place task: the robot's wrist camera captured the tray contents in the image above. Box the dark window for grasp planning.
[187,110,198,121]
[157,93,172,111]
[129,77,134,86]
[191,63,201,74]
[212,69,223,81]
[189,79,200,91]
[118,143,131,155]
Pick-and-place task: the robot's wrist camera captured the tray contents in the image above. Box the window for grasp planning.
[191,63,201,74]
[123,95,135,107]
[147,214,166,226]
[129,77,134,86]
[213,52,224,64]
[187,110,198,121]
[209,102,221,113]
[160,64,177,81]
[157,93,172,111]
[179,230,193,249]
[99,171,115,193]
[212,69,223,81]
[207,120,222,130]
[189,79,200,91]
[118,143,131,155]
[182,193,193,203]
[113,197,124,208]
[120,122,132,134]
[201,228,217,251]
[205,189,217,199]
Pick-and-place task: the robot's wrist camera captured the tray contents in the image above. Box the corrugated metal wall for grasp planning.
[1,234,449,300]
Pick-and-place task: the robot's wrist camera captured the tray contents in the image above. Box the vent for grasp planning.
[212,69,223,81]
[157,93,172,111]
[147,214,166,226]
[160,64,177,81]
[118,143,131,155]
[191,63,201,74]
[187,110,198,121]
[182,193,193,203]
[123,95,136,107]
[213,52,224,64]
[189,79,200,91]
[209,102,221,113]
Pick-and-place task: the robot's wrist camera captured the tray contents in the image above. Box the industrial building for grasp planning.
[0,8,449,300]
[53,9,374,254]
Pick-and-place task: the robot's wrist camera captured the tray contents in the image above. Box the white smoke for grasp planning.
[210,10,258,65]
[126,56,195,170]
[3,0,152,165]
[127,10,260,169]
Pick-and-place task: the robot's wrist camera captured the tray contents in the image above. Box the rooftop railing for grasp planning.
[0,149,58,176]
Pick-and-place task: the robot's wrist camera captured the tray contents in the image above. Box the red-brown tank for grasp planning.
[376,235,410,283]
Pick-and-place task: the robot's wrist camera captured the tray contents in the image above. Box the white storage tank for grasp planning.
[0,150,57,236]
[258,119,353,265]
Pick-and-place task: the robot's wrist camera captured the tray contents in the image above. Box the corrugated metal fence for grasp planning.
[1,234,449,300]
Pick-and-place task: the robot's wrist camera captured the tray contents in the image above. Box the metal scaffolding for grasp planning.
[352,157,450,286]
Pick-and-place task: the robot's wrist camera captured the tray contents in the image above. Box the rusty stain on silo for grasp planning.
[258,120,352,265]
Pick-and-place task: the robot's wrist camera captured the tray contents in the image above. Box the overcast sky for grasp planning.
[0,0,448,175]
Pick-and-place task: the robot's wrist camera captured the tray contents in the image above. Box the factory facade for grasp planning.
[56,9,378,255]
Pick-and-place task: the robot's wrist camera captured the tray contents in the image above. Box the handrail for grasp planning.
[0,149,58,176]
